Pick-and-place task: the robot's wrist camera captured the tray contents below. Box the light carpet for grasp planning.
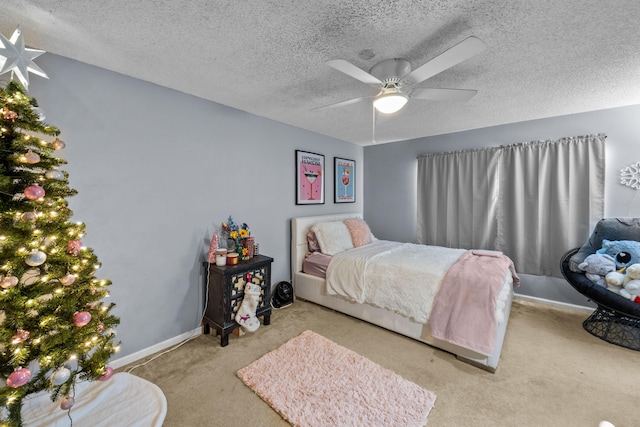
[237,330,436,427]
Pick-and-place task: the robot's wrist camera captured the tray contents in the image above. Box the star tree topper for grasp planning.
[0,25,48,90]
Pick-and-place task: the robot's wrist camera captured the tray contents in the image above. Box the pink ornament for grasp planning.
[7,368,31,388]
[11,329,30,344]
[73,311,92,327]
[52,138,66,150]
[1,107,18,121]
[96,322,105,333]
[60,396,75,410]
[67,240,82,256]
[24,151,40,164]
[1,275,19,289]
[24,185,45,200]
[60,273,75,286]
[99,366,114,381]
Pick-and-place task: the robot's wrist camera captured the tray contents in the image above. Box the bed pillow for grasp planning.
[343,217,372,247]
[306,231,321,253]
[311,221,354,255]
[569,218,640,271]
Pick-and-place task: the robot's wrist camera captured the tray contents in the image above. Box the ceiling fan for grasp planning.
[316,36,487,115]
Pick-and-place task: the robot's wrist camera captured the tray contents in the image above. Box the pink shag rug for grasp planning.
[237,330,436,427]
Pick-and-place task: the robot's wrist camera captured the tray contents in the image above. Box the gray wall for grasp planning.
[364,104,640,307]
[27,54,363,360]
[24,52,640,359]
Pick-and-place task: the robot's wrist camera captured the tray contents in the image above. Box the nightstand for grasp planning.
[202,255,273,346]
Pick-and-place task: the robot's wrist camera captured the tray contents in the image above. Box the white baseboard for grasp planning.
[110,327,202,369]
[514,293,594,313]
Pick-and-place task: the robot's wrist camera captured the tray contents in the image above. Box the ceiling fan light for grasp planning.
[373,92,408,114]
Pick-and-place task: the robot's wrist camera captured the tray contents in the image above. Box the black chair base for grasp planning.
[582,306,640,351]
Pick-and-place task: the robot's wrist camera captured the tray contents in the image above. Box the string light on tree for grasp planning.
[0,80,120,426]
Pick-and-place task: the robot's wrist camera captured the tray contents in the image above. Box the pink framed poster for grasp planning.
[296,150,324,204]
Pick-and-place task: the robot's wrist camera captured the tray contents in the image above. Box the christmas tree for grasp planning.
[0,81,120,426]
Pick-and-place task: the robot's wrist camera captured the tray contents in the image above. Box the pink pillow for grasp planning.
[343,218,372,247]
[307,231,321,252]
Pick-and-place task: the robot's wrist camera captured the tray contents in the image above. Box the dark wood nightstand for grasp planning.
[202,255,273,346]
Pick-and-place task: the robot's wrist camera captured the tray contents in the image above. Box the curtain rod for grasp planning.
[417,133,606,159]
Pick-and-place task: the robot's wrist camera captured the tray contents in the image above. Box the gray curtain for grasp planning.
[417,134,606,277]
[496,135,605,276]
[417,147,500,249]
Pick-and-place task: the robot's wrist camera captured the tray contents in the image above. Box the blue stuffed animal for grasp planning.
[596,239,640,269]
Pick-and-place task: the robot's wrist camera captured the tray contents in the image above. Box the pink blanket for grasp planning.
[428,250,520,356]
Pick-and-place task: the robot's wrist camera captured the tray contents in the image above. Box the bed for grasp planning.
[291,213,516,372]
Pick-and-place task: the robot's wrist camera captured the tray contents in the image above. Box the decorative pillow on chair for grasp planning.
[569,218,640,271]
[311,221,354,255]
[343,217,373,247]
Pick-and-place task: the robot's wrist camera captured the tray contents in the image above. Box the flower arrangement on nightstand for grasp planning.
[222,216,253,260]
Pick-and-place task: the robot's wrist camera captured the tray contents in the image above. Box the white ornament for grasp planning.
[0,26,48,89]
[50,367,71,385]
[20,211,37,222]
[45,169,64,180]
[621,162,640,190]
[32,107,46,121]
[26,250,46,266]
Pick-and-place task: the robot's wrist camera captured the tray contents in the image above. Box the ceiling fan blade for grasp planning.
[410,87,478,101]
[312,96,372,111]
[404,36,487,85]
[326,59,382,86]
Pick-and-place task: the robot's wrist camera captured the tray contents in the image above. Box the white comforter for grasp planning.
[325,240,466,323]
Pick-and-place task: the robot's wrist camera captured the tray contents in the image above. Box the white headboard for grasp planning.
[290,213,362,279]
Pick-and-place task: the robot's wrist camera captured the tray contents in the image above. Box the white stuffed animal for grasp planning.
[620,263,640,301]
[605,269,626,294]
[578,253,616,287]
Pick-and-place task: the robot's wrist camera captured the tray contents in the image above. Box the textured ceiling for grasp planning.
[2,1,640,146]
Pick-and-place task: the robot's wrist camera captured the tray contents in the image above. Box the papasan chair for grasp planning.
[560,218,640,351]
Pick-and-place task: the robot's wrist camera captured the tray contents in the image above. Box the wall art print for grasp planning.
[620,161,640,190]
[334,157,355,203]
[296,150,325,204]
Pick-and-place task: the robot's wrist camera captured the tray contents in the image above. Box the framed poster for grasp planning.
[296,150,325,204]
[334,157,355,203]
